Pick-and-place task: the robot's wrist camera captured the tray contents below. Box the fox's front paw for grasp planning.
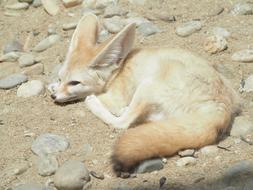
[85,95,104,115]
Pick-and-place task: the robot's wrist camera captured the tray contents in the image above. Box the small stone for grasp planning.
[212,27,230,39]
[200,145,219,155]
[33,0,42,8]
[5,2,29,10]
[41,0,60,16]
[231,2,253,15]
[33,34,60,52]
[128,0,147,5]
[159,177,167,188]
[232,49,253,63]
[136,159,164,173]
[19,0,33,3]
[81,7,103,16]
[37,154,58,176]
[157,12,176,22]
[47,24,57,35]
[17,80,44,97]
[62,0,82,8]
[176,21,202,37]
[104,16,126,33]
[18,54,35,67]
[104,5,127,18]
[11,183,53,190]
[22,63,44,75]
[178,149,195,157]
[0,52,20,62]
[137,22,161,37]
[3,40,23,54]
[98,29,110,43]
[31,133,69,156]
[230,116,253,137]
[223,160,253,186]
[0,73,28,89]
[203,35,227,54]
[54,160,90,190]
[125,17,149,27]
[90,171,105,180]
[176,157,197,167]
[62,22,78,31]
[96,0,118,9]
[13,162,29,175]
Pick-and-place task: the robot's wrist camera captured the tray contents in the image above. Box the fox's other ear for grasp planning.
[69,13,99,50]
[89,23,136,68]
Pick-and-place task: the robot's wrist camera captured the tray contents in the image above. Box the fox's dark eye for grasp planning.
[68,81,81,85]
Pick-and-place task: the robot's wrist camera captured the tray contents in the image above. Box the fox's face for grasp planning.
[50,14,135,103]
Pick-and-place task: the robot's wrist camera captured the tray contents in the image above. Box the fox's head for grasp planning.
[50,14,135,103]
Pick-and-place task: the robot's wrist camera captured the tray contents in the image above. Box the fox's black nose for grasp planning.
[51,94,56,100]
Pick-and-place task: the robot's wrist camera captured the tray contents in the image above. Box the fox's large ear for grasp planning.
[69,13,99,51]
[89,23,135,68]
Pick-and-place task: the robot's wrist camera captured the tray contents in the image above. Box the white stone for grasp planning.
[232,49,253,63]
[17,80,44,97]
[41,0,60,16]
[176,21,202,37]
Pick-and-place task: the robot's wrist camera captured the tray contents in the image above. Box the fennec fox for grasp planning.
[50,14,240,174]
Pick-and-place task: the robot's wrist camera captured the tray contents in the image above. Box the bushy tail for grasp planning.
[112,112,230,174]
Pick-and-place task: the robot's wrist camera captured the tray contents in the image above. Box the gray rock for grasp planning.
[178,149,195,157]
[33,0,42,7]
[203,35,227,54]
[137,22,161,37]
[37,154,58,176]
[104,16,126,33]
[200,145,219,155]
[31,133,69,155]
[136,159,164,173]
[104,5,127,18]
[54,160,90,190]
[212,27,230,39]
[18,54,35,67]
[33,34,60,52]
[176,21,202,37]
[0,73,28,89]
[5,2,29,10]
[231,2,253,15]
[223,160,253,186]
[176,157,197,167]
[240,75,253,92]
[3,40,23,54]
[11,183,53,190]
[230,116,253,137]
[231,49,253,63]
[125,17,149,27]
[22,63,44,75]
[0,52,20,62]
[62,22,78,31]
[17,80,44,97]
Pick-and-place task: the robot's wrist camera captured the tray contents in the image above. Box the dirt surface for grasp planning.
[1,0,253,190]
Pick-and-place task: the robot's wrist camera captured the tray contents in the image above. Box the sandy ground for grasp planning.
[1,0,253,189]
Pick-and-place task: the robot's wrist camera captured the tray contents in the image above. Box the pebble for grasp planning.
[104,16,126,33]
[62,0,82,8]
[0,73,28,89]
[200,145,219,155]
[11,183,53,190]
[31,133,69,156]
[231,2,253,15]
[104,5,127,18]
[178,149,195,157]
[5,2,29,10]
[128,0,147,5]
[41,0,59,16]
[223,160,253,186]
[212,27,230,39]
[81,7,103,16]
[17,80,45,97]
[90,170,105,180]
[176,157,197,167]
[18,54,35,67]
[0,52,20,62]
[47,24,57,35]
[13,162,30,175]
[96,0,118,9]
[203,35,227,54]
[22,63,44,75]
[62,22,78,31]
[37,154,58,176]
[125,17,149,27]
[157,12,176,22]
[230,116,253,137]
[32,0,42,8]
[137,22,161,37]
[98,29,110,42]
[231,49,253,63]
[33,34,60,52]
[54,160,90,190]
[136,159,164,173]
[3,40,23,54]
[176,21,202,37]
